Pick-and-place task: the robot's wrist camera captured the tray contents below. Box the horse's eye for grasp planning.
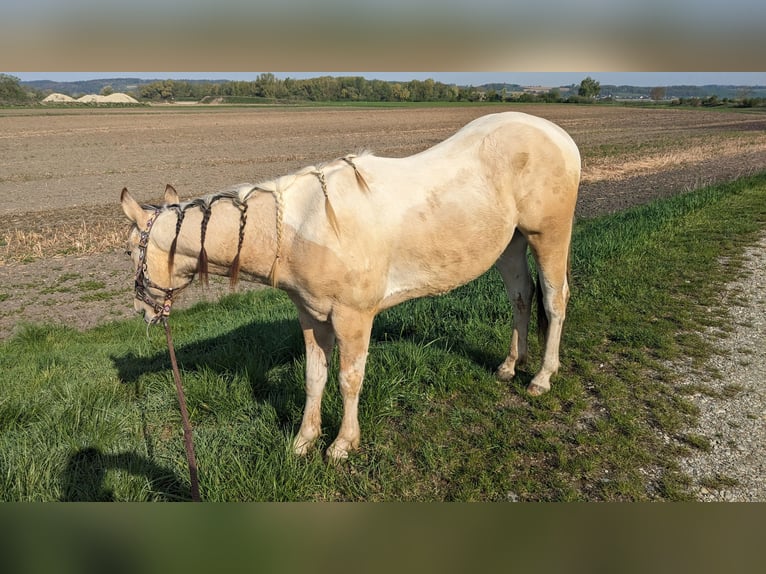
[125,250,132,256]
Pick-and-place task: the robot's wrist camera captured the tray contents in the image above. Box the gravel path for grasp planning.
[677,235,766,501]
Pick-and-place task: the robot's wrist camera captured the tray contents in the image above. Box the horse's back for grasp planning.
[422,111,578,162]
[287,112,581,309]
[396,111,580,228]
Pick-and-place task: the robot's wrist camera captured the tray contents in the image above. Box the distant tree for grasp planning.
[456,85,482,102]
[485,89,500,102]
[371,79,393,101]
[0,73,31,104]
[542,88,561,103]
[703,95,720,107]
[255,73,278,98]
[148,81,181,100]
[100,85,114,96]
[650,86,666,101]
[391,83,410,102]
[578,76,601,99]
[422,78,435,101]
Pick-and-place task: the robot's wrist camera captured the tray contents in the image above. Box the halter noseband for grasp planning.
[134,209,189,324]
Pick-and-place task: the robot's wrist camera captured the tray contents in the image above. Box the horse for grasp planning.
[120,111,581,461]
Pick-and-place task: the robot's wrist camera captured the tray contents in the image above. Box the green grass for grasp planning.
[2,173,765,501]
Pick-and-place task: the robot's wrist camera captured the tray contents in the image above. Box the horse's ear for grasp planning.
[164,184,180,205]
[121,188,149,227]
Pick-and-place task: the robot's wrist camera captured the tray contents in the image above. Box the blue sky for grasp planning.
[11,72,766,87]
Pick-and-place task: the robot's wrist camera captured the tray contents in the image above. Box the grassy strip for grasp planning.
[1,174,765,501]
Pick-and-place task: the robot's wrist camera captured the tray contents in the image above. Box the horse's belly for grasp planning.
[381,215,512,308]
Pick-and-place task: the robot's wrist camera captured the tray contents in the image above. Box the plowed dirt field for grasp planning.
[2,104,766,337]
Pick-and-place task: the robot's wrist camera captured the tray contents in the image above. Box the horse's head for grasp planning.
[120,184,191,324]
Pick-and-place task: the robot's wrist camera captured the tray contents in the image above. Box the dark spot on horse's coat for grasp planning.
[513,152,530,172]
[427,191,442,210]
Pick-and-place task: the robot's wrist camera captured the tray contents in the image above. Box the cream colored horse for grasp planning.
[121,111,580,460]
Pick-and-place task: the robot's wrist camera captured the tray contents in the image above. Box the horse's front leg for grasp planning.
[293,310,336,456]
[326,307,374,461]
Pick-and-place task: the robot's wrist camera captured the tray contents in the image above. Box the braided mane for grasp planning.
[155,153,372,289]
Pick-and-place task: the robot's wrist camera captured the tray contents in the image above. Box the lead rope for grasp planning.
[163,318,201,502]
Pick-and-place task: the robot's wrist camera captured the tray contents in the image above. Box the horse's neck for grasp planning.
[160,193,279,284]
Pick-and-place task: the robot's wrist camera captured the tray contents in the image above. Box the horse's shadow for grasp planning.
[111,301,515,408]
[60,447,188,501]
[374,305,508,375]
[112,317,303,402]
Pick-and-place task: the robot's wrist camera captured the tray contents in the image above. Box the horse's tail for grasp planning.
[536,268,548,348]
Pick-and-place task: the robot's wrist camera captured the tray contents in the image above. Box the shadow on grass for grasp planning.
[111,283,529,405]
[373,311,512,376]
[60,447,188,501]
[122,311,522,377]
[111,317,301,389]
[111,317,309,436]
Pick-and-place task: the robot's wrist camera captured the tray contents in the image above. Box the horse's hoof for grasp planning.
[526,382,549,396]
[292,436,315,456]
[326,438,358,462]
[496,365,516,382]
[495,367,516,383]
[325,445,349,462]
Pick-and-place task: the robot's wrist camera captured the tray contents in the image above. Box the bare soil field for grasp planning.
[2,104,766,338]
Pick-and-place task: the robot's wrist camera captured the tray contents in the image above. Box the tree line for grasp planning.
[136,75,605,103]
[138,74,475,102]
[5,73,765,108]
[2,73,612,105]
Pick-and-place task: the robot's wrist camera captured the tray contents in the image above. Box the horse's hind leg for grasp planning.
[526,226,572,396]
[495,229,534,381]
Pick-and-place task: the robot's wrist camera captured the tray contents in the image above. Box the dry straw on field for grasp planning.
[582,135,766,184]
[1,220,126,265]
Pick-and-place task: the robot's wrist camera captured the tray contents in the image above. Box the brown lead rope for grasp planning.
[163,318,201,502]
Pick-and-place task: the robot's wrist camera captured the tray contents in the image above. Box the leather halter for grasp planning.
[134,209,191,324]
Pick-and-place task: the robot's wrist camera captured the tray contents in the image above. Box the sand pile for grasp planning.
[42,93,77,103]
[77,93,139,104]
[42,92,140,104]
